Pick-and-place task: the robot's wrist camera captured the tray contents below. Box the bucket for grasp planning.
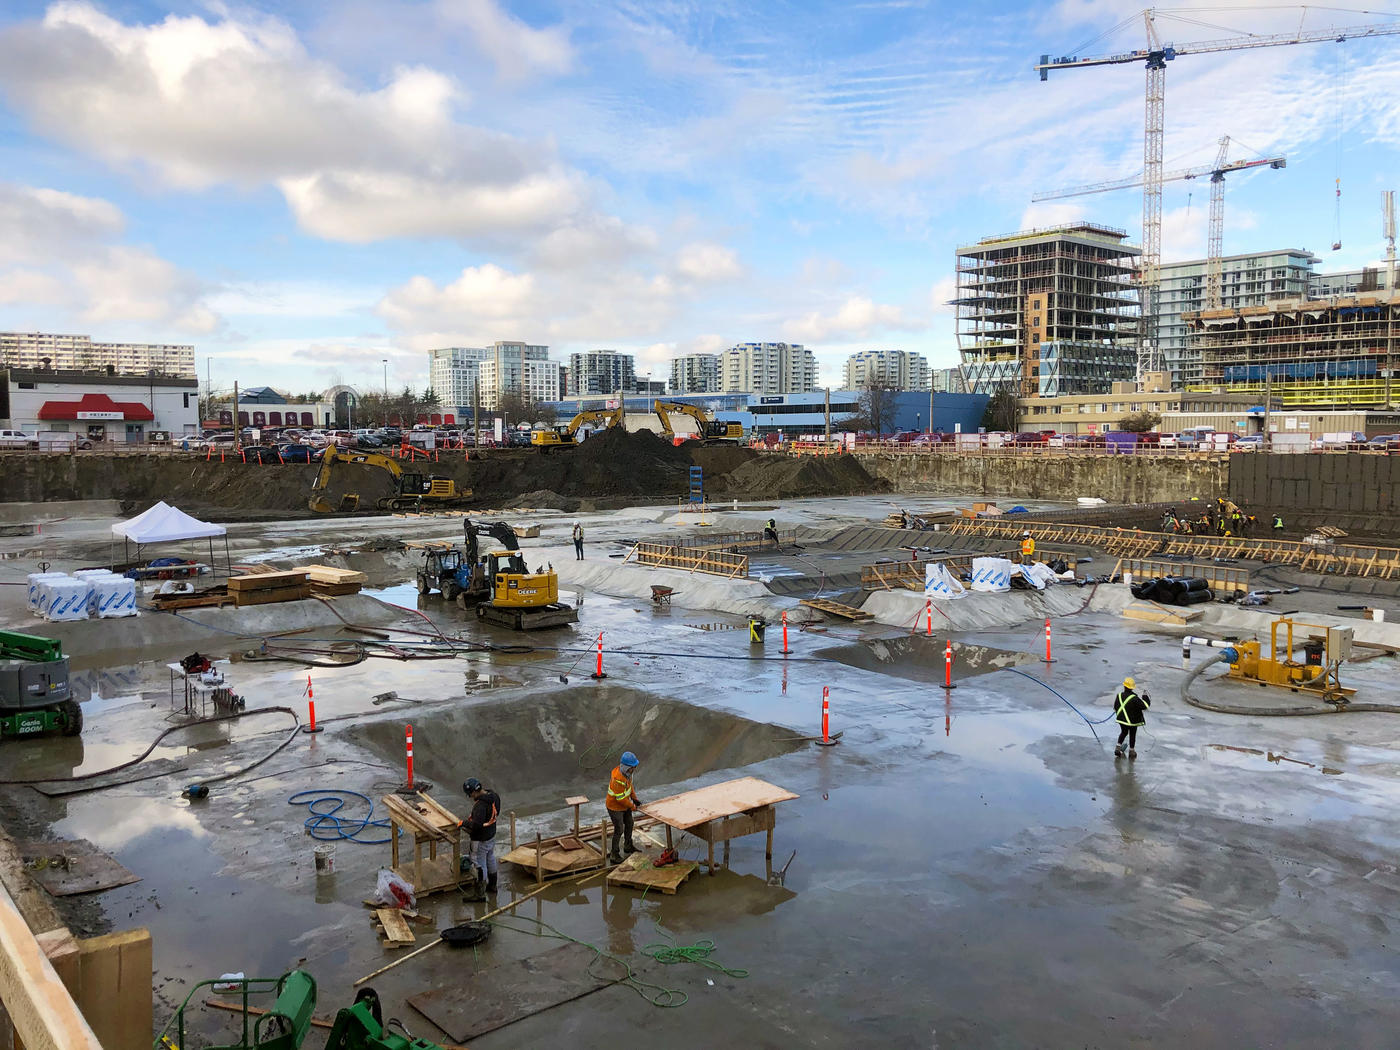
[314,843,336,876]
[1373,609,1386,623]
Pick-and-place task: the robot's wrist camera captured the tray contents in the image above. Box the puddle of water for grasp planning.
[815,634,1036,684]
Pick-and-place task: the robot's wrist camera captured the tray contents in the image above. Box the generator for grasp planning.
[1226,618,1355,701]
[0,630,82,740]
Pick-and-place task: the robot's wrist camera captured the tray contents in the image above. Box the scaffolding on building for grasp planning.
[953,222,1140,398]
[1185,292,1400,408]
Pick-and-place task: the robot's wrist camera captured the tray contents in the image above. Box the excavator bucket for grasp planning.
[309,495,335,514]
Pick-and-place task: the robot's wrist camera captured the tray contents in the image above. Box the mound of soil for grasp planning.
[691,444,760,475]
[717,453,888,499]
[466,427,693,506]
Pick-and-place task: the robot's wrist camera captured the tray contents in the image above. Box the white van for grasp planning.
[0,429,37,449]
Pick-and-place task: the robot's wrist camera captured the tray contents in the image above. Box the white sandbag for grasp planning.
[91,574,138,618]
[970,557,1013,593]
[1077,497,1106,506]
[1015,562,1059,591]
[27,573,68,611]
[924,562,967,600]
[41,577,91,621]
[73,568,115,580]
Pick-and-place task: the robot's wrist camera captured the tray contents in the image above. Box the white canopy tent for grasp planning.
[110,502,230,578]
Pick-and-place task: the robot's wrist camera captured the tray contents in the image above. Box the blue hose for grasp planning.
[287,789,397,843]
[1000,666,1113,743]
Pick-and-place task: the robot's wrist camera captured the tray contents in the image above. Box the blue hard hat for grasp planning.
[620,751,639,769]
[463,777,482,794]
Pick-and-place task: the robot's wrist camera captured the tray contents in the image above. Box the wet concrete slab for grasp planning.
[2,497,1399,1048]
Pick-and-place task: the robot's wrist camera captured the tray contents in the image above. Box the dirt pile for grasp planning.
[716,453,889,499]
[466,428,693,507]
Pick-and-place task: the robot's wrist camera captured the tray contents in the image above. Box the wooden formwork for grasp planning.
[667,529,798,553]
[1114,557,1251,594]
[626,542,750,579]
[946,517,1400,580]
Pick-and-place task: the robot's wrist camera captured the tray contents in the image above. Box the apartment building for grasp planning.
[842,350,931,391]
[568,350,636,396]
[427,346,491,408]
[0,331,196,377]
[669,354,720,395]
[718,342,816,395]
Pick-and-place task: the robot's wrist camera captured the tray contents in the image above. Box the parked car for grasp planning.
[1233,434,1265,452]
[0,429,39,449]
[276,443,321,463]
[1366,433,1400,451]
[241,445,282,464]
[356,434,385,449]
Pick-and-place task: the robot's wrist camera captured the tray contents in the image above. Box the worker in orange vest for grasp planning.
[1020,531,1036,560]
[605,751,643,863]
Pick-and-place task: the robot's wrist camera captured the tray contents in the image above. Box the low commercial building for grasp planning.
[0,368,198,441]
[1016,374,1260,434]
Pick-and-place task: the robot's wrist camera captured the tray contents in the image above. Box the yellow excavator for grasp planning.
[653,401,744,444]
[307,446,472,513]
[530,407,624,451]
[417,520,578,629]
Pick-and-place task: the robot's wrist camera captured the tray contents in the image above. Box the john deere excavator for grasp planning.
[530,407,624,451]
[653,401,744,444]
[417,520,577,630]
[307,446,471,513]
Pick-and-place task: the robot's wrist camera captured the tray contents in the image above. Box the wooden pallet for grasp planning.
[800,597,873,621]
[605,851,699,895]
[373,908,416,947]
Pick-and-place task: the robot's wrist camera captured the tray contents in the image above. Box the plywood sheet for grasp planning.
[17,840,141,897]
[302,564,368,585]
[606,852,698,895]
[641,777,799,831]
[375,908,416,946]
[408,943,627,1042]
[500,839,603,876]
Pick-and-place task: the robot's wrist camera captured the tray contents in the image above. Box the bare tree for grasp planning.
[855,382,898,435]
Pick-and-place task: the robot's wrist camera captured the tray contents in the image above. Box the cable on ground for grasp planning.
[287,789,395,843]
[999,666,1112,744]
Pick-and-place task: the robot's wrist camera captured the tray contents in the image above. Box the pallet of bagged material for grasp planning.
[228,570,309,593]
[234,584,310,607]
[303,565,369,586]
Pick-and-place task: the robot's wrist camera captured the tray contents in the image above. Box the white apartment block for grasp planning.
[427,346,490,408]
[843,350,931,391]
[568,350,635,396]
[463,341,552,410]
[931,366,966,393]
[669,354,720,394]
[719,342,816,395]
[0,331,196,377]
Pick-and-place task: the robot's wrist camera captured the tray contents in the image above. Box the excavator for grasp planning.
[653,401,744,444]
[307,446,471,513]
[416,520,578,630]
[529,407,624,450]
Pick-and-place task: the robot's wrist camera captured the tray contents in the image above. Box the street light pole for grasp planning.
[381,359,388,427]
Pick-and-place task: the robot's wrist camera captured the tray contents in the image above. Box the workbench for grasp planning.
[165,662,237,716]
[640,777,799,876]
[380,792,463,897]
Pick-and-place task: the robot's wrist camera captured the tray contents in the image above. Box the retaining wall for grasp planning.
[1229,453,1400,515]
[852,452,1229,503]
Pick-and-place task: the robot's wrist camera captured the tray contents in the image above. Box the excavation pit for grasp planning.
[815,634,1036,683]
[348,684,806,811]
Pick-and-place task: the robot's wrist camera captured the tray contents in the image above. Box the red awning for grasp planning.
[37,393,155,422]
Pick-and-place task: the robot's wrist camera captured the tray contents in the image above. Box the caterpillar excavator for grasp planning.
[307,446,471,513]
[653,401,744,444]
[416,520,578,630]
[530,407,624,451]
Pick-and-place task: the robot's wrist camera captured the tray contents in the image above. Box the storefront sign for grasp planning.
[77,411,123,420]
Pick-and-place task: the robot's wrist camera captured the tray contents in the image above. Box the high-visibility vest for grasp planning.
[1114,689,1146,726]
[606,766,635,811]
[1021,537,1035,557]
[1272,516,1284,528]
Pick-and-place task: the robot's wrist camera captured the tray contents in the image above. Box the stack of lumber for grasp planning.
[228,570,310,607]
[302,564,366,597]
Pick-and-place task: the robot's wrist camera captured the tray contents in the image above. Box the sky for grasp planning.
[1,0,1399,397]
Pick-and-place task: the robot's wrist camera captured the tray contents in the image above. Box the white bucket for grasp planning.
[314,843,336,876]
[1124,572,1133,586]
[1373,609,1386,623]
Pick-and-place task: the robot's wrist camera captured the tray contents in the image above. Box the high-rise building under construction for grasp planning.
[954,222,1140,397]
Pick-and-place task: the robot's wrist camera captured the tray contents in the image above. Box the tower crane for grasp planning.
[1034,136,1286,311]
[1036,8,1400,380]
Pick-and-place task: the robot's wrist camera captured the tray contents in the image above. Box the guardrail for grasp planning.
[625,541,750,579]
[946,516,1400,580]
[776,439,1394,457]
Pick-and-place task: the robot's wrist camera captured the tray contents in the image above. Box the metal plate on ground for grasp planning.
[407,942,627,1042]
[17,839,141,896]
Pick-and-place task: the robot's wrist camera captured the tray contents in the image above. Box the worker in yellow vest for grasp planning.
[1020,531,1035,560]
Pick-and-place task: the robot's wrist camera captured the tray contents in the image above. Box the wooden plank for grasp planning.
[0,880,104,1050]
[382,793,451,839]
[408,943,627,1042]
[233,584,310,607]
[227,570,309,591]
[499,839,603,877]
[606,852,699,894]
[301,564,368,585]
[799,597,872,621]
[73,929,152,1050]
[686,806,776,843]
[375,908,416,946]
[16,841,141,897]
[642,777,799,831]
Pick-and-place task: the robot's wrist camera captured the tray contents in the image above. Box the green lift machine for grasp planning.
[0,629,82,740]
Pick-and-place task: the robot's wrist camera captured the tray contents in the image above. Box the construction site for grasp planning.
[1,429,1400,1050]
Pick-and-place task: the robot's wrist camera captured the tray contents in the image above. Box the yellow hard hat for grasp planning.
[1123,676,1136,689]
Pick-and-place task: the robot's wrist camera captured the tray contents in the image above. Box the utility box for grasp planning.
[1327,626,1354,663]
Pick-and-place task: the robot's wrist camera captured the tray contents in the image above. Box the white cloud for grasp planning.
[786,295,917,342]
[0,3,613,245]
[674,242,742,282]
[437,0,574,82]
[0,180,217,332]
[377,264,537,333]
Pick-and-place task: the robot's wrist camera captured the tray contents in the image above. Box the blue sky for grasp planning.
[1,0,1398,396]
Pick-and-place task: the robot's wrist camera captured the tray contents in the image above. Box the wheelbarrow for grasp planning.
[650,585,675,606]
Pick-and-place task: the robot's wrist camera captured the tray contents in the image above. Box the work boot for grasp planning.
[608,852,623,864]
[623,842,639,855]
[486,876,498,894]
[1113,747,1123,759]
[1129,749,1138,760]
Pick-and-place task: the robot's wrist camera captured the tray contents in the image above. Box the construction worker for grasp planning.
[1272,513,1285,535]
[764,517,780,549]
[1020,531,1035,560]
[605,751,643,863]
[572,521,584,560]
[461,777,501,895]
[1112,677,1151,760]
